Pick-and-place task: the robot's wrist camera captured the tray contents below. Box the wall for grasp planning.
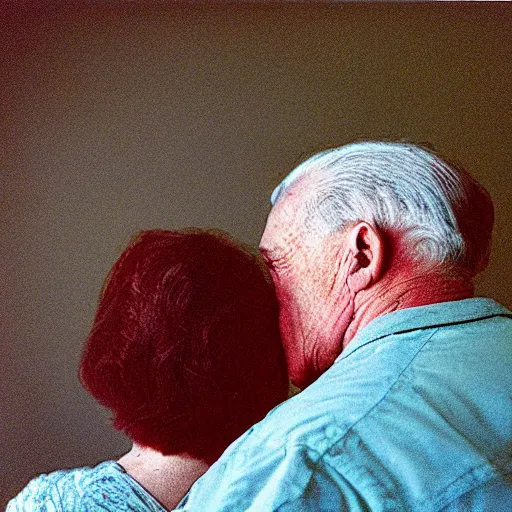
[2,4,511,507]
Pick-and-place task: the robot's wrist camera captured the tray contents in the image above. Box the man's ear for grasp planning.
[345,222,384,294]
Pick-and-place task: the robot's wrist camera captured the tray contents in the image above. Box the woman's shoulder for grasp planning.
[7,460,165,512]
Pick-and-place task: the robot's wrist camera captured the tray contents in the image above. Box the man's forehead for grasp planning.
[260,179,312,253]
[272,174,314,215]
[267,189,302,229]
[259,205,289,253]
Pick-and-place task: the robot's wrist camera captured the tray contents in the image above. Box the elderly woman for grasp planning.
[8,229,289,511]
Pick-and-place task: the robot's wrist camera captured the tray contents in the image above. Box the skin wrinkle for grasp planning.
[294,283,311,369]
[262,203,359,386]
[338,249,364,350]
[311,252,354,379]
[326,239,348,296]
[311,237,352,347]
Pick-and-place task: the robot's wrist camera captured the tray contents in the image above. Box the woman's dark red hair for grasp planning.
[79,229,288,464]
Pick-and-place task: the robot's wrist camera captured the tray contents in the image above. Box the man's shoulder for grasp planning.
[233,296,512,458]
[177,299,512,511]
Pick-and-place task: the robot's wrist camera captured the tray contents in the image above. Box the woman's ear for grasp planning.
[346,222,384,294]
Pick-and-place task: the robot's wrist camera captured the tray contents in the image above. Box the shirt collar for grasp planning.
[338,298,512,362]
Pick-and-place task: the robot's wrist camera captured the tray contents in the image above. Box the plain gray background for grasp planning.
[2,3,511,507]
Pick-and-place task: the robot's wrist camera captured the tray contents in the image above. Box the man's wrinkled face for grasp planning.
[259,182,355,388]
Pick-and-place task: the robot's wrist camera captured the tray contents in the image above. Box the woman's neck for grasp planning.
[118,444,209,511]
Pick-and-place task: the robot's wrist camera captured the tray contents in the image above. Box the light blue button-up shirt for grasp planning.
[175,298,512,511]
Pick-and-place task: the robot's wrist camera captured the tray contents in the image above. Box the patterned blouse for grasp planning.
[7,460,168,511]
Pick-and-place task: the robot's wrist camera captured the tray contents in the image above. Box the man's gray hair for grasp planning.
[271,142,494,277]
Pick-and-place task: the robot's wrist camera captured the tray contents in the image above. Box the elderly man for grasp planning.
[175,142,512,511]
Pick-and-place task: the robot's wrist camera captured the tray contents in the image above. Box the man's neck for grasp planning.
[118,444,209,511]
[343,269,474,350]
